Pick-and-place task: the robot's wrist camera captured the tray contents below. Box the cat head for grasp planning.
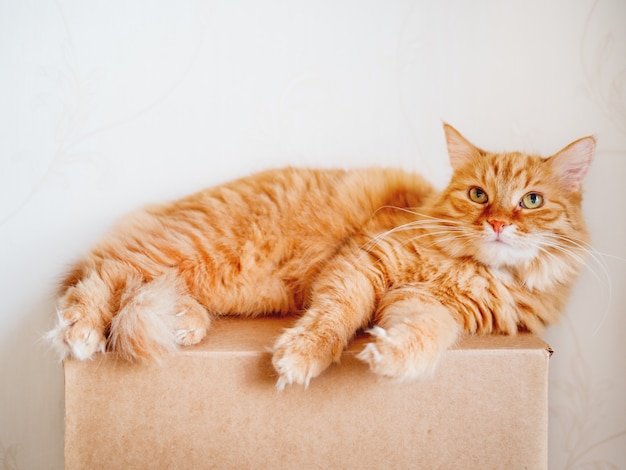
[431,124,594,277]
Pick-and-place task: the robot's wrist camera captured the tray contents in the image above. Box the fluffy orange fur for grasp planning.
[47,124,595,389]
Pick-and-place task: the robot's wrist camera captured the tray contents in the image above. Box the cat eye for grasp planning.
[520,192,544,209]
[468,187,488,204]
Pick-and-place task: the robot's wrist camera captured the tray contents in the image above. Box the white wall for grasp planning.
[1,1,625,468]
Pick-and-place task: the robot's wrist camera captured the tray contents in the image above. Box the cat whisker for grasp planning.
[538,235,611,287]
[540,232,594,253]
[415,233,479,251]
[363,225,467,253]
[362,219,466,252]
[365,230,477,265]
[406,231,476,249]
[372,206,466,224]
[532,236,612,335]
[542,232,626,264]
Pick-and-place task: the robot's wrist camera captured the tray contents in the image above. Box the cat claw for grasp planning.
[273,362,313,392]
[271,326,335,391]
[357,326,437,381]
[174,328,205,346]
[366,326,388,339]
[272,347,316,391]
[273,350,313,392]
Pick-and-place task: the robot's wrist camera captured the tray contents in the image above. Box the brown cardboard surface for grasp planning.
[64,317,550,469]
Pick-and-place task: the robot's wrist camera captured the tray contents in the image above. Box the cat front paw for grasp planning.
[271,326,340,391]
[46,308,106,361]
[357,326,439,381]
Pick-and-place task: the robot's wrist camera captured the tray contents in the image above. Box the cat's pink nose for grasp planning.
[488,219,509,234]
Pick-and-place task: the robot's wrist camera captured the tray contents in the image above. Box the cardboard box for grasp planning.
[64,317,551,469]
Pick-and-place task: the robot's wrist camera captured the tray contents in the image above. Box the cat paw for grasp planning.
[47,308,106,361]
[357,326,438,381]
[172,308,210,347]
[271,326,339,391]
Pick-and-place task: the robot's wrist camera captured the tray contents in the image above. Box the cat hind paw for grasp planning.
[172,308,209,347]
[46,309,106,361]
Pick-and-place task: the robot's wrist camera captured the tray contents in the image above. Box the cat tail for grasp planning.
[108,273,181,361]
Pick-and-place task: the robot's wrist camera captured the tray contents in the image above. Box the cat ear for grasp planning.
[549,136,595,192]
[443,123,482,170]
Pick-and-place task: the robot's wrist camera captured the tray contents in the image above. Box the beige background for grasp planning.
[1,0,625,468]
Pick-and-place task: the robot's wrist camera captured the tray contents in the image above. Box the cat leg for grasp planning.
[107,272,212,360]
[52,264,209,361]
[272,248,380,390]
[357,287,461,381]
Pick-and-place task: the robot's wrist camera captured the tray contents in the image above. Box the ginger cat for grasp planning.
[47,124,594,389]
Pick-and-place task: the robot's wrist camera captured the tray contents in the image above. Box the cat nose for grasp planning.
[488,219,509,234]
